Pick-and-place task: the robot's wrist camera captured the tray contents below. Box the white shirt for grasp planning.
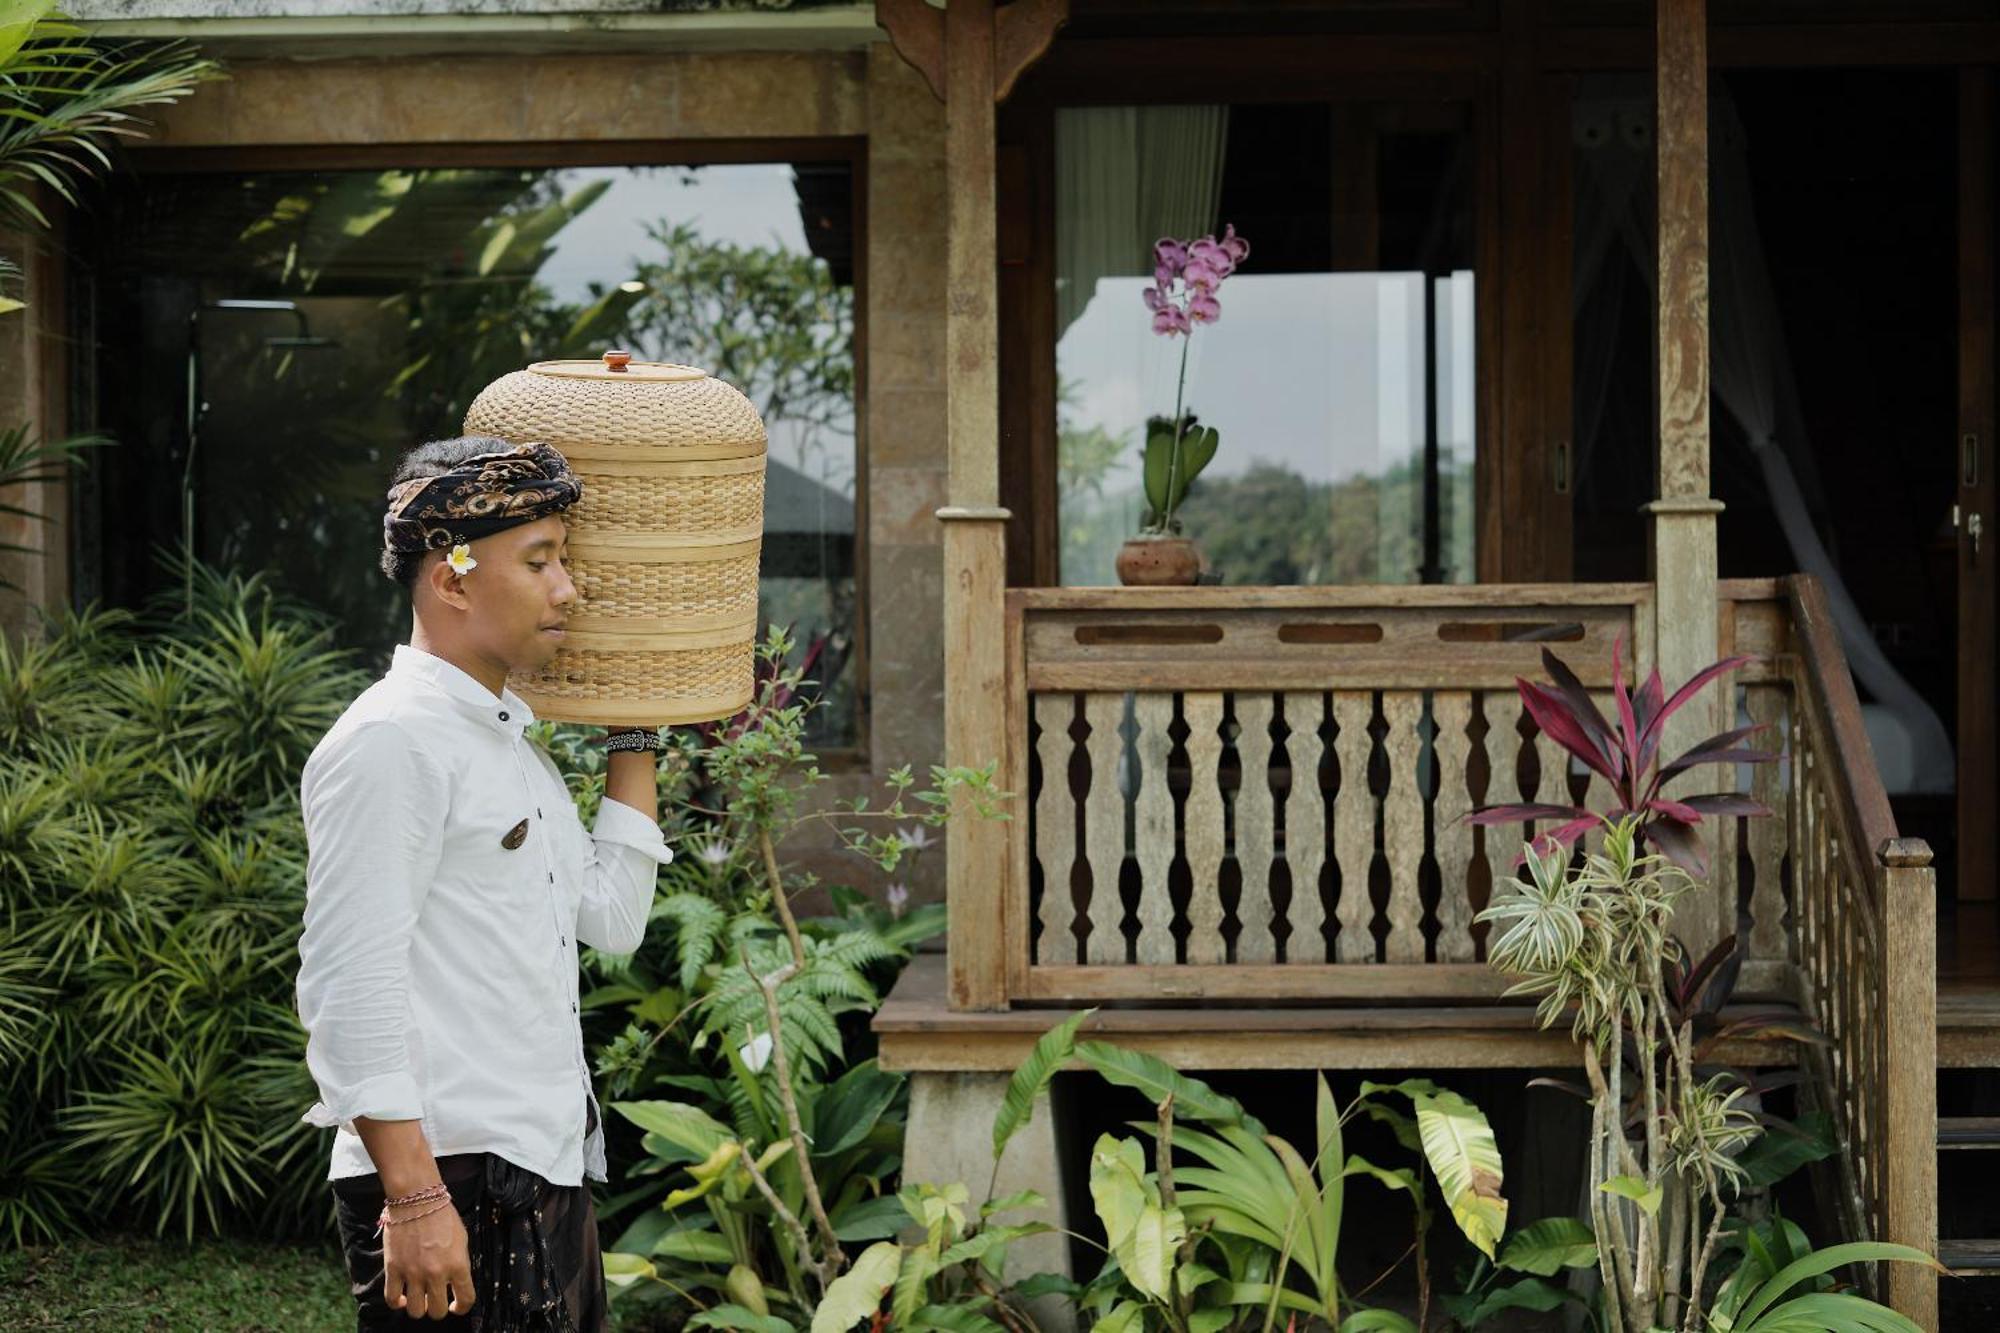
[295,643,673,1186]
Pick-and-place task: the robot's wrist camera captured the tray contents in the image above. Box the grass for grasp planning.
[0,1234,354,1333]
[0,1233,686,1332]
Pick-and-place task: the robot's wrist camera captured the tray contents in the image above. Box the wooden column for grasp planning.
[1646,0,1726,950]
[880,0,1064,1010]
[1878,837,1938,1324]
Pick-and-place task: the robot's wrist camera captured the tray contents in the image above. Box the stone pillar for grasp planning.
[902,1071,1075,1330]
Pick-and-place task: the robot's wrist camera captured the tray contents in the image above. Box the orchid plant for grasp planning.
[1138,225,1248,536]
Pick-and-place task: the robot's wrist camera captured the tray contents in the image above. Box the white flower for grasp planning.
[886,882,910,919]
[445,543,478,575]
[695,837,732,868]
[895,824,933,852]
[739,1029,775,1073]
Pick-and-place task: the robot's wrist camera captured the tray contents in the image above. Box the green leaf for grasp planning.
[833,1193,913,1242]
[1733,1242,1941,1330]
[909,1308,1007,1333]
[994,1008,1093,1161]
[1120,1202,1186,1303]
[811,1240,904,1333]
[652,1229,736,1266]
[1413,1089,1508,1258]
[613,1100,732,1159]
[1091,1301,1149,1333]
[1075,1041,1247,1125]
[1459,1277,1576,1325]
[980,1188,1046,1218]
[1343,1153,1418,1195]
[687,1308,797,1333]
[0,296,23,317]
[1338,1311,1421,1333]
[1736,1111,1838,1189]
[0,1,52,65]
[815,1059,903,1157]
[1499,1216,1598,1275]
[1088,1134,1150,1250]
[600,1250,656,1289]
[1599,1175,1664,1218]
[1738,1291,1927,1333]
[936,1221,1054,1272]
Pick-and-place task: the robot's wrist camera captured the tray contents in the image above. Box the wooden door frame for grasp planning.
[1960,68,1997,905]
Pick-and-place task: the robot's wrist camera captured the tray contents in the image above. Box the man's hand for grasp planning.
[384,1201,476,1319]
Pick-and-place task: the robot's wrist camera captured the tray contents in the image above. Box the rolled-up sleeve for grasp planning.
[574,796,673,956]
[295,721,445,1129]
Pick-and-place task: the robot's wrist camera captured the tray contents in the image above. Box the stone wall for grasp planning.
[4,39,954,904]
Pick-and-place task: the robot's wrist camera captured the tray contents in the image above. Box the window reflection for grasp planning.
[1054,102,1476,586]
[78,161,859,746]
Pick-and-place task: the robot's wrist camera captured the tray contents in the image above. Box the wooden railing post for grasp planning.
[941,507,1011,1010]
[1879,835,1938,1325]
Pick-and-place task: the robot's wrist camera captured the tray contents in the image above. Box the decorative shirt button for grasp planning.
[499,711,510,722]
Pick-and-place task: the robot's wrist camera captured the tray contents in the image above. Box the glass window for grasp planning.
[1054,100,1477,586]
[74,160,860,746]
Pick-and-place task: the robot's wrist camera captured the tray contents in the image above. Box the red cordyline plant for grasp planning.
[1466,636,1779,877]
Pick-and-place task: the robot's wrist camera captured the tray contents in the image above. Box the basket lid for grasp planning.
[528,351,708,382]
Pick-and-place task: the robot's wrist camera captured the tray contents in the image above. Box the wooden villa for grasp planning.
[2,0,1997,1327]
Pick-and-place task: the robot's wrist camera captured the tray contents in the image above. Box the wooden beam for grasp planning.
[1879,837,1938,1326]
[994,0,1067,103]
[875,0,943,103]
[1647,0,1724,953]
[1960,69,1996,902]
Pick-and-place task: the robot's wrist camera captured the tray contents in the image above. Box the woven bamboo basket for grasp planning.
[463,351,766,726]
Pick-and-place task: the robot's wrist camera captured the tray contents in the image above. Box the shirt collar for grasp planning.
[389,643,536,738]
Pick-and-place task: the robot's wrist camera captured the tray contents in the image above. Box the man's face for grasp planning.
[447,515,577,672]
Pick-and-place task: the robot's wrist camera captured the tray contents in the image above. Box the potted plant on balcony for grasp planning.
[1115,226,1249,586]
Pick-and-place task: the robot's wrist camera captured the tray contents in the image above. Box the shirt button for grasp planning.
[499,710,510,721]
[548,872,555,884]
[537,808,543,819]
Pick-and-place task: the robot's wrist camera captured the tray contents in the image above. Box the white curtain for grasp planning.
[1055,105,1230,339]
[1571,80,1954,794]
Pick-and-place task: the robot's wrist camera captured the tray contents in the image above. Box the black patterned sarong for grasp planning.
[330,1109,606,1330]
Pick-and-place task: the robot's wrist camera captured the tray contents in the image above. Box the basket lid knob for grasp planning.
[602,349,633,373]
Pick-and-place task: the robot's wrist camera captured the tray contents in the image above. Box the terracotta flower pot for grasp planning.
[1115,535,1202,586]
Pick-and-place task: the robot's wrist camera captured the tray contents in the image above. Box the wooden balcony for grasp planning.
[876,573,1938,1314]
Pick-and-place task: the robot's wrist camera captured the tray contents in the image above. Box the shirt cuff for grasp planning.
[592,797,674,865]
[301,1070,425,1128]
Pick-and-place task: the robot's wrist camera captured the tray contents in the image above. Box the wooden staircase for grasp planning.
[1938,996,2000,1289]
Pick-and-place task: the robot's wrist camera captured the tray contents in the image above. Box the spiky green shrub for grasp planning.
[0,562,366,1243]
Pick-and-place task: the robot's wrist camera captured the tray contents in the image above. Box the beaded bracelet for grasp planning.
[604,727,661,755]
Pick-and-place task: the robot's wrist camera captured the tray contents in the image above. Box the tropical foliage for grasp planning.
[1475,645,1935,1331]
[0,561,364,1243]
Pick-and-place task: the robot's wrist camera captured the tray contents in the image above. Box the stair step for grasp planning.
[1938,1117,2000,1148]
[1940,1241,2000,1276]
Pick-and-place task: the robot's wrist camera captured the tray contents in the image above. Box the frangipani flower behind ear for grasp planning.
[446,543,478,576]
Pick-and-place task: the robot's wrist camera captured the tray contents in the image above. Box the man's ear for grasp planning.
[424,552,472,611]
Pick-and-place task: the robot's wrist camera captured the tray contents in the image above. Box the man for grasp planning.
[296,436,673,1329]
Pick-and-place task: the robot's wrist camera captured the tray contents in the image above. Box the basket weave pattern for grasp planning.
[465,375,765,454]
[463,359,767,725]
[517,645,753,715]
[571,554,760,622]
[568,471,764,535]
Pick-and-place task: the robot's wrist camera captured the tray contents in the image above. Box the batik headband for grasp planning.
[382,441,583,558]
